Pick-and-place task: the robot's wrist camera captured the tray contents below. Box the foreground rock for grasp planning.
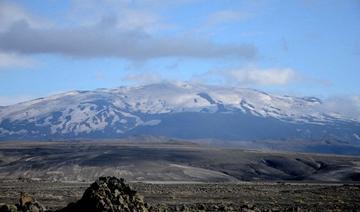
[0,192,45,212]
[58,177,148,212]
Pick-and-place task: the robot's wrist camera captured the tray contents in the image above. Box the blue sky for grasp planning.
[0,0,359,105]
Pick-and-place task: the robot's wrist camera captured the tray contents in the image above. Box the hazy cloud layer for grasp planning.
[0,95,34,106]
[194,67,299,86]
[67,0,172,33]
[0,52,36,69]
[0,2,50,32]
[205,10,247,27]
[319,96,360,121]
[0,1,256,61]
[225,67,297,86]
[123,72,165,85]
[0,22,256,60]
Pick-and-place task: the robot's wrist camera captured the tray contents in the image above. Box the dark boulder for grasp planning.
[58,176,148,212]
[0,192,45,212]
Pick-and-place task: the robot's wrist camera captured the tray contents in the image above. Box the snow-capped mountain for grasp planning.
[0,82,359,142]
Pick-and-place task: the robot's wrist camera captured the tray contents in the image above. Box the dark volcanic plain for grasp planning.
[1,179,360,211]
[0,141,360,211]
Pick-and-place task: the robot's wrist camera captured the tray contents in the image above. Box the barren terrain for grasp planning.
[1,141,360,211]
[0,179,360,211]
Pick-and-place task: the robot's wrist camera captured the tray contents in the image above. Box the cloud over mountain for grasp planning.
[0,1,256,61]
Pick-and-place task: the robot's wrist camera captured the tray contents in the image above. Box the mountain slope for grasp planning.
[0,82,359,143]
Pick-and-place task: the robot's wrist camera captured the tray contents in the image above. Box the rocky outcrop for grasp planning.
[58,176,148,212]
[0,177,148,212]
[0,192,45,212]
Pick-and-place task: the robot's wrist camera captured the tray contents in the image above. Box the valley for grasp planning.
[1,141,359,182]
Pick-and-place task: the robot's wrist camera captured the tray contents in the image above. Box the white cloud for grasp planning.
[0,2,256,61]
[122,72,164,85]
[196,67,298,86]
[0,95,34,106]
[116,10,164,32]
[0,21,256,60]
[319,96,360,121]
[0,52,36,69]
[68,0,171,33]
[206,10,247,26]
[0,1,50,32]
[227,67,297,85]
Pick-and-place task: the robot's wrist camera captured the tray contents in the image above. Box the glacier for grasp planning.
[0,82,359,143]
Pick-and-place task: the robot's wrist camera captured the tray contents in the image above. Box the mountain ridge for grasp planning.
[0,82,359,144]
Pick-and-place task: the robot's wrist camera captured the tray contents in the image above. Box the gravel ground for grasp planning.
[0,179,359,211]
